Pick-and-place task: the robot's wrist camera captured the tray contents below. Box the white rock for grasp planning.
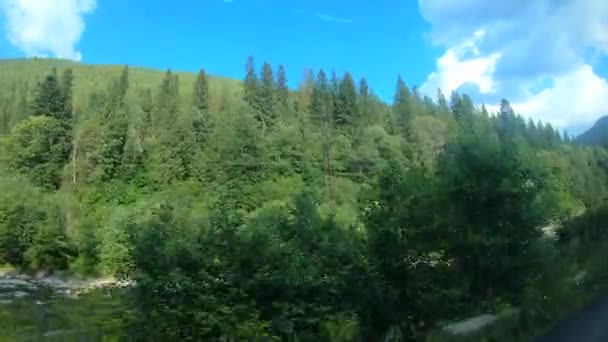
[443,314,498,335]
[13,291,28,298]
[0,278,35,288]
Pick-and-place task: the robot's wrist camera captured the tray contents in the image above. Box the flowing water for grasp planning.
[0,274,130,341]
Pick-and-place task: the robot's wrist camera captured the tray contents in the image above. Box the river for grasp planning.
[0,273,131,341]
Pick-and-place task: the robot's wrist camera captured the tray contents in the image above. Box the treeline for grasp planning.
[1,57,608,340]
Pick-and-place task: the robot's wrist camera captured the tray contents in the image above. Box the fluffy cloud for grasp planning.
[1,0,96,61]
[421,30,502,96]
[418,0,608,130]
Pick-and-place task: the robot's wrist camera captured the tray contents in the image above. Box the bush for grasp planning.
[0,174,72,269]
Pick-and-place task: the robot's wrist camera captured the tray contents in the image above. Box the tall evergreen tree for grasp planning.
[311,69,335,200]
[437,88,450,117]
[243,56,259,109]
[276,64,289,112]
[359,77,369,99]
[60,68,74,121]
[116,66,130,104]
[96,68,131,181]
[155,70,180,128]
[16,82,29,122]
[259,61,276,129]
[335,72,358,127]
[1,102,10,134]
[192,69,210,144]
[311,69,332,125]
[451,92,475,130]
[393,76,414,138]
[30,68,66,120]
[193,69,209,112]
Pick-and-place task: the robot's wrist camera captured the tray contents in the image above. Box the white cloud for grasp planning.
[313,12,353,24]
[1,0,96,61]
[421,30,501,96]
[418,0,608,129]
[503,65,608,129]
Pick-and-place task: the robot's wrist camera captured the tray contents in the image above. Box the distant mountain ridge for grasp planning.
[576,116,608,147]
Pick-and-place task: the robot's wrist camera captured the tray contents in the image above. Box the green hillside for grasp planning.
[0,57,242,114]
[1,57,608,340]
[577,116,608,147]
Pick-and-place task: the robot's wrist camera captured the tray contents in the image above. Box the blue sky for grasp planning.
[1,0,608,134]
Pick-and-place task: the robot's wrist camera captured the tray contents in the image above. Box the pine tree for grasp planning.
[193,69,209,112]
[16,82,29,122]
[311,69,335,201]
[96,68,131,181]
[60,68,74,121]
[30,68,65,120]
[1,102,9,134]
[156,70,180,128]
[544,123,558,147]
[412,86,422,106]
[259,61,276,129]
[330,70,340,94]
[481,103,489,117]
[437,88,450,117]
[192,69,210,144]
[116,66,129,104]
[151,71,195,184]
[311,69,331,125]
[359,77,369,99]
[330,70,340,121]
[335,72,358,126]
[451,92,474,130]
[564,131,572,144]
[393,76,414,138]
[554,126,563,145]
[276,64,289,112]
[139,88,154,133]
[243,56,259,109]
[499,99,515,118]
[358,77,370,125]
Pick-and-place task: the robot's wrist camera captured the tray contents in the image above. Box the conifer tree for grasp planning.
[311,69,335,200]
[359,77,369,99]
[60,68,74,121]
[156,70,180,128]
[243,56,259,109]
[393,76,414,138]
[30,68,65,120]
[193,69,209,113]
[276,64,289,112]
[96,68,131,181]
[192,69,210,144]
[311,69,331,125]
[335,72,358,126]
[437,88,450,117]
[259,61,276,128]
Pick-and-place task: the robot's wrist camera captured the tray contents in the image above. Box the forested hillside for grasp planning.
[1,57,608,340]
[577,116,608,147]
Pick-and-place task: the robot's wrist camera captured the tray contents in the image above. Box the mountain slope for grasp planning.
[577,116,608,147]
[0,58,243,111]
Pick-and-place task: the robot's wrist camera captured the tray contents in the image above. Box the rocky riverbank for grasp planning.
[0,269,134,302]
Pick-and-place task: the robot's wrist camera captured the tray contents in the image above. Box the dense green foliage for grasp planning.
[1,58,608,340]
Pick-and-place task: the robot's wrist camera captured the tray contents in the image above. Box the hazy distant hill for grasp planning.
[577,116,608,147]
